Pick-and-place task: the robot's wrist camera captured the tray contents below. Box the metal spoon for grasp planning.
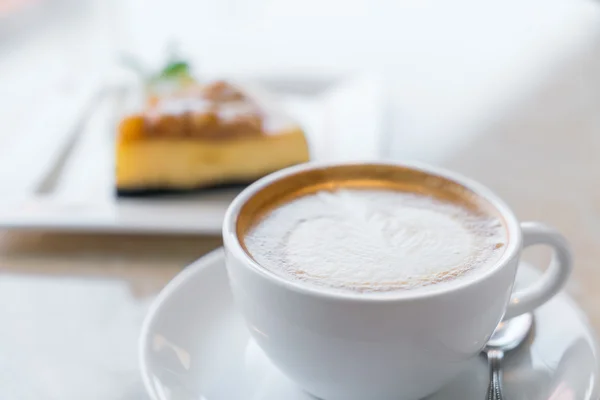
[483,313,534,400]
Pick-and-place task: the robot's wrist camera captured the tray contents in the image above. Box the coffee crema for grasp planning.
[239,165,508,294]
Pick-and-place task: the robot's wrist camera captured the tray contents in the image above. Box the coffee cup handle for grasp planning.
[503,222,573,320]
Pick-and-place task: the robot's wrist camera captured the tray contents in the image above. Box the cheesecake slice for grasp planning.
[116,79,310,195]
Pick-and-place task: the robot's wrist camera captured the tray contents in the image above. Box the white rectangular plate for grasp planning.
[0,74,384,234]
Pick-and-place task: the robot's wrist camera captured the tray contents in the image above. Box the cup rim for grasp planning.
[222,160,522,303]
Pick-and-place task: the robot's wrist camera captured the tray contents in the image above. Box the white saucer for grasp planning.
[140,249,600,400]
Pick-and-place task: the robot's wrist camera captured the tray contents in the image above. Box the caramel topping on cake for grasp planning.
[201,80,247,102]
[136,81,265,139]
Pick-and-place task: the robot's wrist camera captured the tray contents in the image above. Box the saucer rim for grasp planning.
[139,247,600,400]
[139,247,226,400]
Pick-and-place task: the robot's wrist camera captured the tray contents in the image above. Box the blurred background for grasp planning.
[1,0,600,398]
[3,0,599,159]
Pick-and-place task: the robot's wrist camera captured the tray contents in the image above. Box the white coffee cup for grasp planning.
[222,161,572,400]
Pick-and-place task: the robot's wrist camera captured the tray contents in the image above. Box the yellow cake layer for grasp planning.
[116,127,309,190]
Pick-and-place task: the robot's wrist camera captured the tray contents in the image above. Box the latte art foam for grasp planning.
[244,188,507,294]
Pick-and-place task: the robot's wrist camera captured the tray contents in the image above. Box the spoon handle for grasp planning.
[486,349,505,400]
